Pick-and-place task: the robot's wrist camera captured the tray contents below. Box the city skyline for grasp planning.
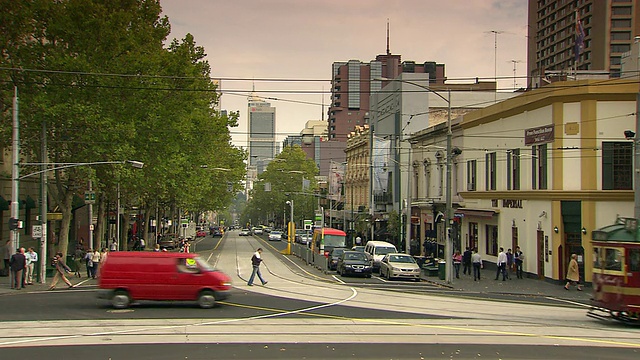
[160,0,529,150]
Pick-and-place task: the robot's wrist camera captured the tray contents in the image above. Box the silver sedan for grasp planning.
[379,253,421,281]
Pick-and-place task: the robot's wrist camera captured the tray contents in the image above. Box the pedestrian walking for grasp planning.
[84,249,93,278]
[462,247,472,275]
[564,253,583,291]
[247,248,268,286]
[506,248,513,280]
[90,249,101,278]
[472,248,482,281]
[25,247,38,285]
[453,250,462,279]
[495,247,507,281]
[9,248,26,290]
[514,246,524,279]
[48,252,73,290]
[109,238,118,252]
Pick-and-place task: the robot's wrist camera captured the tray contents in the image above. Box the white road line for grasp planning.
[545,296,591,308]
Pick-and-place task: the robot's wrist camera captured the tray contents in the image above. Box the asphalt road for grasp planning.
[0,230,637,359]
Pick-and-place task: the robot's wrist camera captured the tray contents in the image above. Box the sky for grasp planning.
[159,0,529,150]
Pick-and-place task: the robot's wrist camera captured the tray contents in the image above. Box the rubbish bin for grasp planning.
[438,260,446,280]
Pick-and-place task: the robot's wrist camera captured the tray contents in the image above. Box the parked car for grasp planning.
[364,241,398,272]
[239,228,251,236]
[328,248,347,271]
[268,231,282,241]
[158,234,178,250]
[336,251,372,277]
[379,253,421,281]
[98,251,231,309]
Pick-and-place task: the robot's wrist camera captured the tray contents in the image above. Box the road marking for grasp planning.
[545,296,591,308]
[332,275,345,284]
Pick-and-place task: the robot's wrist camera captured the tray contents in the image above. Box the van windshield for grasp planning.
[195,257,216,272]
[375,247,396,256]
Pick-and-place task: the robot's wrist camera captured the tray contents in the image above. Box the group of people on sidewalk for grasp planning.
[455,246,525,281]
[7,246,38,290]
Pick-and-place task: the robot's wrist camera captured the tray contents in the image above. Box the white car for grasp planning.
[253,227,263,235]
[239,228,251,236]
[268,231,282,241]
[379,253,421,281]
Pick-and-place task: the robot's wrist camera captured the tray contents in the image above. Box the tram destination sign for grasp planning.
[524,124,555,146]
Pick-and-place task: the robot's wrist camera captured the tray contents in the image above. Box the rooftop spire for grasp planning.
[386,19,390,55]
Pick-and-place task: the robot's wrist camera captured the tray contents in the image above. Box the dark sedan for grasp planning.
[336,251,372,277]
[328,248,347,271]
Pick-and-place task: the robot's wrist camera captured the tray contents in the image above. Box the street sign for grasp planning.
[32,225,43,238]
[84,191,96,204]
[304,219,313,230]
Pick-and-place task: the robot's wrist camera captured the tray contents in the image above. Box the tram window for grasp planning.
[629,249,640,272]
[604,248,622,271]
[593,248,602,269]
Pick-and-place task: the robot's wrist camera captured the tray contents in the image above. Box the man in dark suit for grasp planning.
[9,248,26,290]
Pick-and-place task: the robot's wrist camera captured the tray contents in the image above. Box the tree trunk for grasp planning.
[57,189,74,258]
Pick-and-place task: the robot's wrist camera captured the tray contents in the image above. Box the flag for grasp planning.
[575,10,585,62]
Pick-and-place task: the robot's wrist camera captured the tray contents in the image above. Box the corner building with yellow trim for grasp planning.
[449,79,635,284]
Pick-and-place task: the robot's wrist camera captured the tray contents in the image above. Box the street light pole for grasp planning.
[11,86,20,251]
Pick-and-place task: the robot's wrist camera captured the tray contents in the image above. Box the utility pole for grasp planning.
[40,121,48,283]
[11,86,20,251]
[445,89,453,284]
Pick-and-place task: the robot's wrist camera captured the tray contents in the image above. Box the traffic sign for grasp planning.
[32,225,43,238]
[84,191,96,204]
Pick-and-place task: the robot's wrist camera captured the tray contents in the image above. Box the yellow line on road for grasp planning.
[219,301,640,348]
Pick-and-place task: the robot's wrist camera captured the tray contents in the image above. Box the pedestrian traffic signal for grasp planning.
[8,217,21,230]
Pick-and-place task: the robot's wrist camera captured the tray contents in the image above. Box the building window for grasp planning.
[532,144,548,190]
[485,152,496,190]
[485,224,498,256]
[602,142,632,190]
[611,44,631,53]
[507,149,520,190]
[611,31,631,41]
[612,19,632,28]
[467,160,477,191]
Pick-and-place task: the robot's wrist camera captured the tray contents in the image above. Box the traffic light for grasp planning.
[8,218,19,230]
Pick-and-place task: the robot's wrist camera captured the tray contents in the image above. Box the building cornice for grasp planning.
[459,190,632,202]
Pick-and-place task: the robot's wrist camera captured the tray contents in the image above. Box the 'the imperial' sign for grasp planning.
[524,124,555,146]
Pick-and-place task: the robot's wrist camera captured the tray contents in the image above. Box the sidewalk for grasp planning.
[420,267,592,302]
[0,275,92,295]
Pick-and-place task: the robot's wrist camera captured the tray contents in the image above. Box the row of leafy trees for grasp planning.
[241,146,319,229]
[0,0,245,257]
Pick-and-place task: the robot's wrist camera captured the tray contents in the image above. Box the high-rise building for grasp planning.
[328,53,446,143]
[248,91,276,167]
[527,0,640,87]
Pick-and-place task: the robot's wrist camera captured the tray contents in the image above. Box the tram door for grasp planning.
[564,232,584,282]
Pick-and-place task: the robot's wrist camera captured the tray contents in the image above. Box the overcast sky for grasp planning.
[160,0,529,149]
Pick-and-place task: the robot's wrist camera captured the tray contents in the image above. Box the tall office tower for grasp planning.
[328,53,445,142]
[248,91,276,166]
[527,0,640,87]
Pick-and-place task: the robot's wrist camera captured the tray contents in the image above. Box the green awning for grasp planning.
[0,195,8,211]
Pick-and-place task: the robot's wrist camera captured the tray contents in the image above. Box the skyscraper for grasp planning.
[527,0,640,87]
[248,91,276,167]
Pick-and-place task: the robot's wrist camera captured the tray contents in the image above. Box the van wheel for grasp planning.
[198,290,216,309]
[112,290,130,309]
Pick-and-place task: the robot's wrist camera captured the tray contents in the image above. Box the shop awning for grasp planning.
[455,208,499,219]
[22,195,36,210]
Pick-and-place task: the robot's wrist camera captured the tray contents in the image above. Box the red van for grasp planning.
[98,251,232,309]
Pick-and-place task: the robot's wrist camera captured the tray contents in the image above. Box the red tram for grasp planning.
[588,217,640,324]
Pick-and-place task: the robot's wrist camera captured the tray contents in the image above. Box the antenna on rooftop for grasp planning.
[386,19,390,55]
